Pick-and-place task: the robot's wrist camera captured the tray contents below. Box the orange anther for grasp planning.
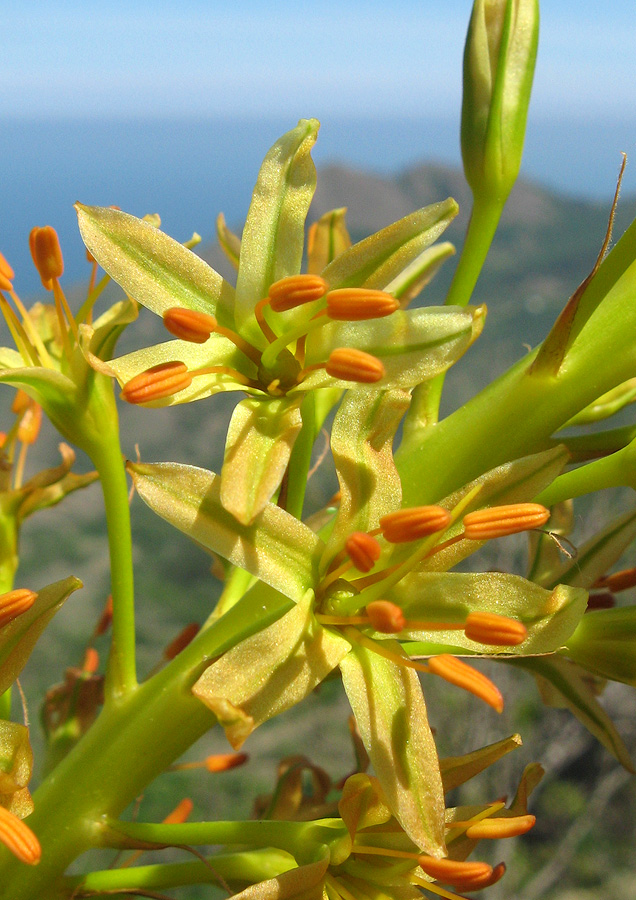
[268,274,329,312]
[11,389,30,415]
[121,361,192,404]
[0,806,41,865]
[464,611,527,646]
[417,855,493,888]
[427,654,504,713]
[586,592,615,611]
[0,251,15,283]
[162,798,193,825]
[379,506,451,543]
[29,226,64,290]
[94,595,113,637]
[163,308,218,343]
[326,288,399,320]
[465,814,536,839]
[17,401,42,446]
[595,566,636,593]
[462,503,550,540]
[82,647,100,674]
[164,622,200,660]
[325,348,385,383]
[205,752,249,773]
[366,600,406,634]
[0,589,37,629]
[345,532,381,572]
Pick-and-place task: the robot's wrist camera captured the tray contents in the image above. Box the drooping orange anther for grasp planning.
[326,288,399,320]
[594,566,636,593]
[0,806,41,865]
[11,389,30,415]
[94,595,113,637]
[586,592,616,611]
[345,532,382,572]
[325,348,385,383]
[164,623,200,660]
[163,308,218,343]
[205,752,249,773]
[417,855,493,889]
[17,402,42,446]
[462,503,550,540]
[0,589,37,629]
[268,274,329,312]
[121,361,192,404]
[464,611,527,646]
[29,226,64,290]
[366,600,406,634]
[465,814,536,839]
[162,798,193,825]
[427,654,504,713]
[82,647,100,674]
[379,506,451,543]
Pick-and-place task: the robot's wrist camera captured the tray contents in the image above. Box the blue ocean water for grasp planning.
[1,115,634,296]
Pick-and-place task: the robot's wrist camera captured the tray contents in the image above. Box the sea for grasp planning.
[1,114,635,296]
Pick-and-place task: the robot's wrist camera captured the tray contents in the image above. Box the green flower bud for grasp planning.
[461,0,539,204]
[566,606,636,686]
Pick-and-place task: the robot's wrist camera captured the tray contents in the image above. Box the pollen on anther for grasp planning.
[163,307,217,343]
[462,503,550,540]
[345,532,382,572]
[379,506,451,543]
[326,288,399,320]
[268,274,329,312]
[325,348,385,383]
[366,600,406,634]
[121,361,192,404]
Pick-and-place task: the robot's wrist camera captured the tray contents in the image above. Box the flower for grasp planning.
[76,119,483,524]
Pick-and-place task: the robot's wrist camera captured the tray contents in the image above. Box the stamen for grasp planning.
[254,297,278,343]
[427,655,504,713]
[52,279,80,343]
[465,814,536,839]
[93,595,113,638]
[324,348,385,383]
[410,876,468,900]
[4,289,54,367]
[365,600,406,633]
[594,566,636,592]
[326,287,399,320]
[121,362,192,404]
[345,532,382,572]
[0,589,38,628]
[0,806,41,865]
[0,296,40,366]
[205,752,249,773]
[268,274,329,311]
[82,647,100,674]
[462,503,550,540]
[163,798,193,824]
[463,611,527,646]
[0,251,15,286]
[417,856,493,889]
[163,623,200,660]
[29,226,63,290]
[16,400,42,446]
[586,593,615,611]
[380,506,452,543]
[163,307,218,343]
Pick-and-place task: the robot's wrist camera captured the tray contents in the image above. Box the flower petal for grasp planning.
[192,592,350,749]
[75,204,236,327]
[221,396,303,525]
[339,640,446,855]
[128,461,322,602]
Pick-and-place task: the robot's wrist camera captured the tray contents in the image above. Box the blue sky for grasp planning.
[3,1,635,119]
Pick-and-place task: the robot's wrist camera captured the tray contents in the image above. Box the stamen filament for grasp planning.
[52,279,80,342]
[254,297,278,343]
[261,315,328,370]
[410,876,467,900]
[0,297,40,366]
[76,273,112,326]
[7,289,54,367]
[342,626,430,674]
[209,322,262,366]
[51,281,73,360]
[190,364,260,389]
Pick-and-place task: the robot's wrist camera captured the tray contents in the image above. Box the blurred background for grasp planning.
[3,2,636,898]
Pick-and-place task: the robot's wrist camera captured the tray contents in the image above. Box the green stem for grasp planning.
[64,849,296,894]
[0,687,11,720]
[424,194,504,422]
[285,393,316,519]
[90,428,137,699]
[536,440,636,507]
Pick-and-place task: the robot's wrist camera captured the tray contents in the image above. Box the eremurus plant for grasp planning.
[0,0,635,897]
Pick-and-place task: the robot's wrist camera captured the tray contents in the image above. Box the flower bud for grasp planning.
[325,348,385,383]
[164,622,200,660]
[29,226,64,289]
[268,274,329,312]
[461,0,539,203]
[121,361,192,404]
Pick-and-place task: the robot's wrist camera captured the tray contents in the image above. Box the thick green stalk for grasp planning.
[90,426,137,699]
